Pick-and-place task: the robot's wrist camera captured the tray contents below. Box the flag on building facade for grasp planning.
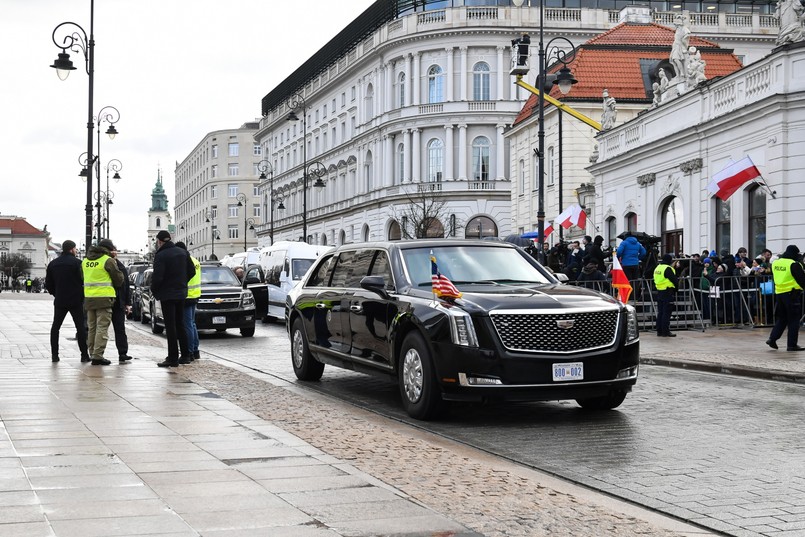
[555,204,587,230]
[543,220,554,238]
[707,156,762,201]
[431,253,463,299]
[610,255,632,303]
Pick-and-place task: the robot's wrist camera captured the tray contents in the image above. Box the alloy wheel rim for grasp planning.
[403,348,423,403]
[292,330,304,369]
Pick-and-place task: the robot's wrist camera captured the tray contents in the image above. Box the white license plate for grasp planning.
[212,316,226,324]
[552,362,584,382]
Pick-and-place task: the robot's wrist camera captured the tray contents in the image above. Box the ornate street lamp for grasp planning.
[103,158,121,238]
[256,160,276,245]
[236,193,257,252]
[204,209,219,260]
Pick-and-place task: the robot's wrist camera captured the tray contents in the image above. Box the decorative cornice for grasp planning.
[679,158,703,174]
[636,172,656,186]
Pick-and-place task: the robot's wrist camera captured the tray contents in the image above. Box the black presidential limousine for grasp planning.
[286,239,639,420]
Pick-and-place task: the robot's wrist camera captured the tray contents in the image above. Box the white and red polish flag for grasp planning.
[610,256,633,304]
[543,220,554,238]
[555,204,587,230]
[707,157,762,201]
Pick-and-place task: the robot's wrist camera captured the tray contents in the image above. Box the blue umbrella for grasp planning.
[520,231,540,239]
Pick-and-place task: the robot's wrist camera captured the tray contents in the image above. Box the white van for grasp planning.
[225,248,261,270]
[258,241,333,320]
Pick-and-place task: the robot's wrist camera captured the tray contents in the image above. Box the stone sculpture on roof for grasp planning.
[601,89,617,130]
[775,0,805,46]
[670,13,691,83]
[686,46,707,87]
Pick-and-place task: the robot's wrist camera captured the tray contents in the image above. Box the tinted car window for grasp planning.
[291,259,315,280]
[201,266,240,285]
[369,251,394,289]
[307,254,336,288]
[345,250,376,288]
[329,251,357,289]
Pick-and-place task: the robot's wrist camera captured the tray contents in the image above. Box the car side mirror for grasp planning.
[554,272,569,283]
[244,275,261,285]
[360,275,390,299]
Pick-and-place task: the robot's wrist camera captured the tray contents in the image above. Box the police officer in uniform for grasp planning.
[766,244,805,352]
[176,241,201,361]
[654,253,679,337]
[82,239,125,365]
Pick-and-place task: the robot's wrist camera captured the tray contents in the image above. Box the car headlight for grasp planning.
[446,308,479,348]
[241,290,255,307]
[625,304,639,343]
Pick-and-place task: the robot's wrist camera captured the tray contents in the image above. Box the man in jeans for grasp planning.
[151,230,196,368]
[109,247,133,363]
[45,240,90,363]
[176,242,201,361]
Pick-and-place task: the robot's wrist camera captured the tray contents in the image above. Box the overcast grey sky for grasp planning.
[1,0,375,252]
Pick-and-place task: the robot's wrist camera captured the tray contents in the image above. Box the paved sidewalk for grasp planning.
[2,292,803,536]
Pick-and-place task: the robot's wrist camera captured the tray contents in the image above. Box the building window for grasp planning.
[212,145,218,158]
[228,184,238,197]
[351,86,356,101]
[211,205,218,219]
[228,204,238,218]
[253,184,259,196]
[365,83,374,120]
[472,136,491,181]
[253,143,261,156]
[606,217,617,251]
[322,131,328,152]
[228,142,239,157]
[747,185,766,258]
[715,196,731,256]
[547,146,555,186]
[323,104,327,118]
[398,73,406,107]
[228,164,239,176]
[427,138,443,182]
[253,203,261,218]
[211,165,218,178]
[473,62,491,101]
[228,224,238,239]
[428,65,444,103]
[465,216,498,239]
[662,196,684,255]
[341,92,346,107]
[625,212,637,232]
[396,143,405,185]
[315,109,320,123]
[210,185,217,198]
[519,159,525,193]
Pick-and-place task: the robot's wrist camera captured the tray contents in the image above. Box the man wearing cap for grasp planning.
[766,244,805,352]
[151,230,196,367]
[653,253,680,337]
[45,240,90,363]
[82,239,125,365]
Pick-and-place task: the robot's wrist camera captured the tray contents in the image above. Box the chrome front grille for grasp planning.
[490,309,620,353]
[198,296,241,310]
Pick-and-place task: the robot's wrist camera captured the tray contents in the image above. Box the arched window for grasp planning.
[519,159,525,193]
[321,234,328,246]
[427,138,444,182]
[156,217,161,227]
[428,65,444,103]
[473,62,490,101]
[398,73,406,108]
[662,197,684,255]
[421,218,444,238]
[465,216,498,239]
[338,229,346,246]
[388,220,402,241]
[364,151,373,192]
[625,212,637,233]
[606,217,617,251]
[472,136,490,182]
[362,224,370,242]
[715,197,731,255]
[396,143,405,185]
[365,84,374,120]
[747,185,766,258]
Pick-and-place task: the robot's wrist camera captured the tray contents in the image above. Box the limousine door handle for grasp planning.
[315,303,328,309]
[349,304,363,313]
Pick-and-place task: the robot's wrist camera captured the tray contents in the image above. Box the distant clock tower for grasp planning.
[146,168,174,259]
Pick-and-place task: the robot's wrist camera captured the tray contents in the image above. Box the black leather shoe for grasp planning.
[91,358,111,366]
[193,350,200,360]
[665,332,677,337]
[52,356,60,363]
[766,340,778,350]
[81,355,91,363]
[787,346,805,352]
[178,356,193,364]
[157,360,179,368]
[119,355,133,363]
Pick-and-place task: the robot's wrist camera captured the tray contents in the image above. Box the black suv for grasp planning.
[286,240,639,420]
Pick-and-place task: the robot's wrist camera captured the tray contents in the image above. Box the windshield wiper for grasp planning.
[450,279,542,285]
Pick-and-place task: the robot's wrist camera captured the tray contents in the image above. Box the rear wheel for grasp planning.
[291,318,324,381]
[240,326,255,337]
[576,389,627,410]
[398,332,444,420]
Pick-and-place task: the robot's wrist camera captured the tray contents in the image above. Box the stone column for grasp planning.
[384,134,393,187]
[403,129,411,183]
[445,125,454,181]
[412,128,421,182]
[460,47,468,101]
[404,54,412,107]
[385,61,393,112]
[458,124,468,181]
[497,45,505,100]
[446,47,454,102]
[496,124,506,180]
[413,52,421,106]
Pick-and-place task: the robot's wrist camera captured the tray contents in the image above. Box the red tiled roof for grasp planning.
[0,217,45,236]
[513,23,743,126]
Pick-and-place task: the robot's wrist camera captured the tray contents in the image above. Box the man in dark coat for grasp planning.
[766,244,805,352]
[109,247,132,363]
[583,235,607,273]
[45,240,90,362]
[151,230,196,367]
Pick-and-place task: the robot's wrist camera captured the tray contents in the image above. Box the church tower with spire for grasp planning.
[146,168,174,258]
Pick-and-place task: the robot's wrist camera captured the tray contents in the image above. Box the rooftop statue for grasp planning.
[601,89,617,130]
[776,0,805,46]
[686,46,707,87]
[670,13,691,83]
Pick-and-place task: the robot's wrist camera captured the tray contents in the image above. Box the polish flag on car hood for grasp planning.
[555,204,587,230]
[707,157,762,201]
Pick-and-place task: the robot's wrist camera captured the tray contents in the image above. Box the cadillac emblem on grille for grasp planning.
[556,319,575,329]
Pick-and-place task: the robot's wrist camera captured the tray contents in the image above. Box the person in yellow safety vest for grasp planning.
[82,239,125,365]
[176,241,201,361]
[653,253,680,338]
[766,244,805,352]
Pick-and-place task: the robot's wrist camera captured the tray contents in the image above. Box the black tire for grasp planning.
[140,304,149,324]
[240,326,255,337]
[132,305,141,322]
[291,318,324,381]
[150,304,164,334]
[576,389,628,410]
[398,331,444,420]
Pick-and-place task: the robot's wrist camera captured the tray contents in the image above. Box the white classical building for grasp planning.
[0,215,49,283]
[254,0,776,247]
[174,123,263,261]
[588,40,805,259]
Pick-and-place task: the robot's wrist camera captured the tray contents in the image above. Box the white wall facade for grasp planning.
[589,42,805,257]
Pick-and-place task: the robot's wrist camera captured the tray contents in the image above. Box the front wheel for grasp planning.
[398,332,444,421]
[291,318,324,381]
[576,389,627,410]
[240,326,255,337]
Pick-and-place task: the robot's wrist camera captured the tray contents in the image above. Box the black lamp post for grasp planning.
[103,158,121,238]
[50,0,97,249]
[256,160,275,244]
[92,106,120,237]
[511,7,577,263]
[236,192,257,252]
[204,209,218,260]
[286,94,327,242]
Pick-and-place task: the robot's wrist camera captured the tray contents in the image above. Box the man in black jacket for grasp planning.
[45,240,89,362]
[151,230,196,367]
[109,247,133,363]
